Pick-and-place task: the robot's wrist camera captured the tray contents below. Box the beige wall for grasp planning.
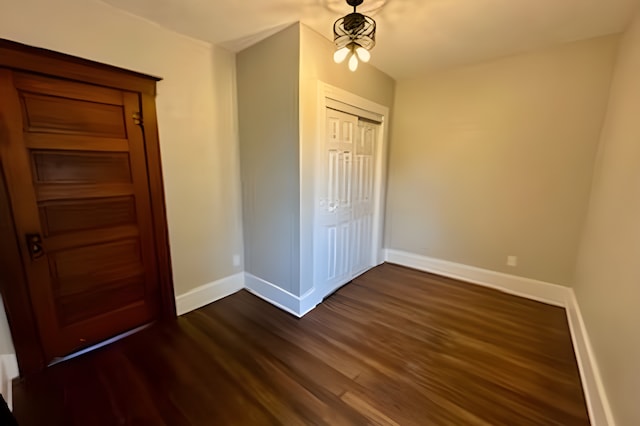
[237,24,301,294]
[299,24,395,294]
[574,12,640,426]
[386,36,619,285]
[0,0,244,352]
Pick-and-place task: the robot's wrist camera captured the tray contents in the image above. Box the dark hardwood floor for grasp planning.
[13,263,589,425]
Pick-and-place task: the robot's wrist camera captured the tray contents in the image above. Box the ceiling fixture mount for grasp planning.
[333,0,376,72]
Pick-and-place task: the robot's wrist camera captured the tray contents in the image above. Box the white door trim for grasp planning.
[315,82,390,299]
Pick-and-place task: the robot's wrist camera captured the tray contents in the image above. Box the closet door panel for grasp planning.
[315,108,357,293]
[351,121,377,276]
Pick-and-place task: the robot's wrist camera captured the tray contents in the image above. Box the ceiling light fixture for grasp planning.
[333,0,376,72]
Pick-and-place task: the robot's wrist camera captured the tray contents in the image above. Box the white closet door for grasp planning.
[316,108,358,293]
[351,120,377,276]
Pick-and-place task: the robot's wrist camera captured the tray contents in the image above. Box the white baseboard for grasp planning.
[244,273,318,317]
[0,354,17,411]
[244,273,300,316]
[565,289,615,426]
[299,288,320,317]
[384,248,613,425]
[175,273,245,316]
[384,249,568,306]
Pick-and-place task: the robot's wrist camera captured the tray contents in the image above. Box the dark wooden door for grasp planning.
[0,69,163,363]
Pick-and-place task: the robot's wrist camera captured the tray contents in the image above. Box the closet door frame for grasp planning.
[313,82,390,300]
[0,39,176,377]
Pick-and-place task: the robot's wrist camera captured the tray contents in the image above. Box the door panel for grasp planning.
[21,93,127,137]
[51,239,146,325]
[31,151,132,183]
[0,69,161,363]
[39,196,137,235]
[25,133,129,152]
[351,121,377,275]
[315,108,357,293]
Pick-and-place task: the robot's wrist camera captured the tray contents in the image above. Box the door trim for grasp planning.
[314,82,390,299]
[0,39,159,95]
[0,164,45,374]
[0,39,175,377]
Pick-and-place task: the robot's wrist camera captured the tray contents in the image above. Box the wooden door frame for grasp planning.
[0,39,176,377]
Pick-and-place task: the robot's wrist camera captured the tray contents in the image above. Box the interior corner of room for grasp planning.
[0,0,639,424]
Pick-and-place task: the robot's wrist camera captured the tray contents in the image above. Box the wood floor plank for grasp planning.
[13,263,589,425]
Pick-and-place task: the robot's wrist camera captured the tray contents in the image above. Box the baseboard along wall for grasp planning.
[384,249,567,306]
[175,272,318,318]
[565,289,616,426]
[175,272,245,316]
[244,273,318,318]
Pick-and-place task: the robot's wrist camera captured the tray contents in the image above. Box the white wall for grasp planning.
[386,36,618,285]
[0,0,244,352]
[574,11,640,426]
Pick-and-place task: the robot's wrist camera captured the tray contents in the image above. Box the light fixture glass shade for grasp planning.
[348,53,359,71]
[333,46,351,64]
[355,46,371,63]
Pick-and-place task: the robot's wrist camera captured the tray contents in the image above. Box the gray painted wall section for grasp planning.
[237,24,301,294]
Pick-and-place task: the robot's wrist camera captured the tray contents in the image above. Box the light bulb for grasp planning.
[355,47,371,63]
[348,53,359,72]
[333,47,350,64]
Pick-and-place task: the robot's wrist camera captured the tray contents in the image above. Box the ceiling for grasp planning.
[99,0,639,79]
